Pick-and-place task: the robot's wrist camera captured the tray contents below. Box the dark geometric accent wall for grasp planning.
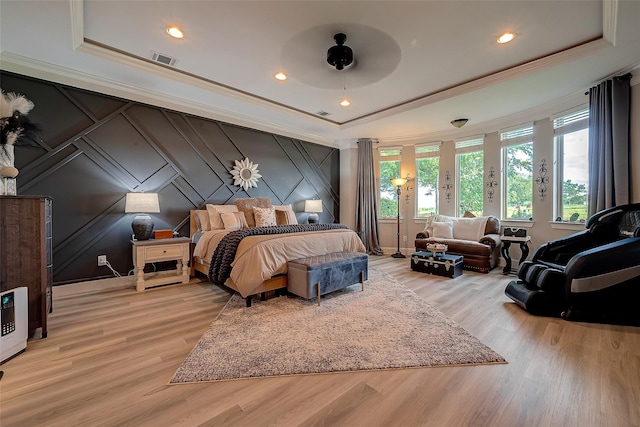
[1,71,340,285]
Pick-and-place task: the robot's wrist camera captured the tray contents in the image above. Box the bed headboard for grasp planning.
[189,210,199,239]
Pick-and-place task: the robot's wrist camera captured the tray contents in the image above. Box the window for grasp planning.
[415,143,440,217]
[378,147,401,218]
[455,136,484,217]
[553,107,589,221]
[501,124,534,220]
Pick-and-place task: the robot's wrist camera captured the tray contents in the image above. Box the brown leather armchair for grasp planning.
[415,215,502,273]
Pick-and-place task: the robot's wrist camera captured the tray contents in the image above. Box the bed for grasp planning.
[189,199,366,303]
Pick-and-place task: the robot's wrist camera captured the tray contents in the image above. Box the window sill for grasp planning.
[380,218,404,223]
[549,221,586,231]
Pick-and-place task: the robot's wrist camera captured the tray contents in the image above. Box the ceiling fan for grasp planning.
[326,33,353,71]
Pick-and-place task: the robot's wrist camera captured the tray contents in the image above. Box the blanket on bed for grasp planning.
[208,224,349,286]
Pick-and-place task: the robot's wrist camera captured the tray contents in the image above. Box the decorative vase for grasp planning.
[0,145,17,196]
[1,177,17,196]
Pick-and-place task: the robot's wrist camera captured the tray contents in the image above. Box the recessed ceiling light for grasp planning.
[497,32,515,44]
[274,72,288,81]
[166,26,184,39]
[339,98,351,107]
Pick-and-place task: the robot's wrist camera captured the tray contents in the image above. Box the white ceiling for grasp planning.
[1,1,640,147]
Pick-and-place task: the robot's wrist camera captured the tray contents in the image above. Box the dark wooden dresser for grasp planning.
[0,195,53,338]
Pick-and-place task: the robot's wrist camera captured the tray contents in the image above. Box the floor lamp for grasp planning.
[390,177,408,258]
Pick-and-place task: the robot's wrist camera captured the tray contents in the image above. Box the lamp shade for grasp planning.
[305,199,323,224]
[125,193,160,240]
[390,177,407,187]
[125,193,160,213]
[304,199,323,213]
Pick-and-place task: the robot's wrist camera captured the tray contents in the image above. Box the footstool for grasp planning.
[287,251,368,305]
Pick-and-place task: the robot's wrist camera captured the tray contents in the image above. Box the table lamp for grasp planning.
[125,192,160,240]
[305,199,323,224]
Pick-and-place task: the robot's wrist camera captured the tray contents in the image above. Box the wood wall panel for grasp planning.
[1,71,341,285]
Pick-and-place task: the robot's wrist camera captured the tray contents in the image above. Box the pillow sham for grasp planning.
[194,210,211,231]
[274,204,298,225]
[432,221,453,239]
[234,198,272,227]
[221,211,248,230]
[206,204,239,229]
[253,206,277,227]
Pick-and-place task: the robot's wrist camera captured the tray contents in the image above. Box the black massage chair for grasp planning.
[505,203,640,325]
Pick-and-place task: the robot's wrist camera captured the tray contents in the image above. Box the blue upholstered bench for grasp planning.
[287,251,368,305]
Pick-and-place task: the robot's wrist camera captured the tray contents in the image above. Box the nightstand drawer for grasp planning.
[145,244,184,261]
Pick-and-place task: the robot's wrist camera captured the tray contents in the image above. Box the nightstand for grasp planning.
[131,237,191,291]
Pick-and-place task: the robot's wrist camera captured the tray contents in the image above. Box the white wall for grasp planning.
[339,141,358,230]
[343,79,640,264]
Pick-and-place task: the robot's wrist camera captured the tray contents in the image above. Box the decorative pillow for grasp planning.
[234,198,272,227]
[452,216,489,241]
[423,214,452,237]
[221,211,248,230]
[274,204,298,225]
[432,221,454,239]
[253,206,277,227]
[194,210,211,231]
[206,204,239,229]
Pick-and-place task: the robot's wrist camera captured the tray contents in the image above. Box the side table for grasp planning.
[500,235,531,275]
[131,237,190,291]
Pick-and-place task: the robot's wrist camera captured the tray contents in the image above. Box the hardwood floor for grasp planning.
[1,256,639,427]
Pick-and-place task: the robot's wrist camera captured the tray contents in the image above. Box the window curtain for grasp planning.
[588,73,632,216]
[356,138,384,255]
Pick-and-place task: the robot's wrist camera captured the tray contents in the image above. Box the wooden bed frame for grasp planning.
[189,210,287,306]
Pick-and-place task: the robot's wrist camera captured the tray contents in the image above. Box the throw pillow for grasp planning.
[221,212,248,230]
[423,214,453,237]
[194,210,211,231]
[234,198,272,227]
[432,221,453,239]
[253,206,277,227]
[452,216,489,241]
[206,204,239,229]
[274,204,298,225]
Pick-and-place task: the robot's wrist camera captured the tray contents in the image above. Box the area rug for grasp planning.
[170,268,506,383]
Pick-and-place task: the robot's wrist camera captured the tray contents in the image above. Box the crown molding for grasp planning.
[377,90,588,145]
[69,0,84,49]
[0,52,339,148]
[602,0,618,46]
[340,37,611,131]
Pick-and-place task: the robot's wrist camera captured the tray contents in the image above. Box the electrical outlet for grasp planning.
[97,255,107,266]
[403,235,407,242]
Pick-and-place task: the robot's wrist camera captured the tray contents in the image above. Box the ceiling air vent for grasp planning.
[151,51,177,66]
[316,111,330,116]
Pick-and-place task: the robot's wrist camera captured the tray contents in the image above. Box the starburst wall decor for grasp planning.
[230,157,261,191]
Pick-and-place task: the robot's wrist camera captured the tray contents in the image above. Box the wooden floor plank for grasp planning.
[1,256,639,426]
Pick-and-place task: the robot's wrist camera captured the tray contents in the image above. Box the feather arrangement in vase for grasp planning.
[0,90,42,195]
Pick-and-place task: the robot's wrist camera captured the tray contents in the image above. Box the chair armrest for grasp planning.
[565,238,640,284]
[479,233,501,249]
[416,232,428,239]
